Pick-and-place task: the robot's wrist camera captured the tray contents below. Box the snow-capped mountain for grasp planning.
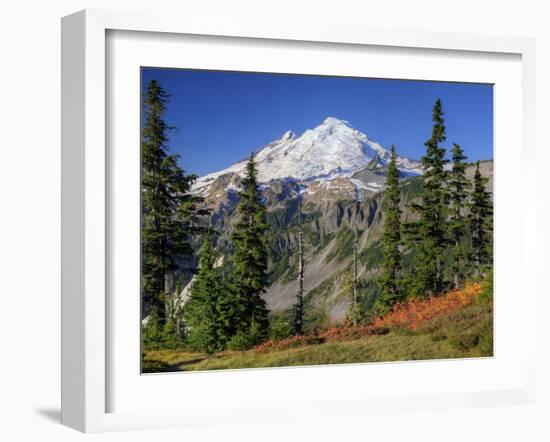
[193,117,422,195]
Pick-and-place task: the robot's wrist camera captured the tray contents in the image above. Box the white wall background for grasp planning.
[0,0,548,441]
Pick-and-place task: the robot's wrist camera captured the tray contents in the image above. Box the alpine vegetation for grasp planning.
[140,73,493,372]
[378,145,403,314]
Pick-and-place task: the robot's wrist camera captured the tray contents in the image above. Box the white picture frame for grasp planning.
[61,9,537,433]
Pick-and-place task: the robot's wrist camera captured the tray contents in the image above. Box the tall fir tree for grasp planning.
[379,145,403,312]
[141,79,204,341]
[183,232,233,353]
[407,98,450,296]
[231,153,270,341]
[448,143,470,289]
[469,161,493,276]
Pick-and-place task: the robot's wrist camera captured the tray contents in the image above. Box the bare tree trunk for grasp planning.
[453,239,460,290]
[352,227,358,326]
[435,255,443,295]
[295,230,304,335]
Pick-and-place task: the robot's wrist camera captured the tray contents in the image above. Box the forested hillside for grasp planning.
[140,80,493,370]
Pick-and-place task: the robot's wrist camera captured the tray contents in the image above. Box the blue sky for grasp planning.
[142,68,493,177]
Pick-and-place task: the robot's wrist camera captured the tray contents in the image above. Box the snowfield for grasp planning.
[192,117,422,194]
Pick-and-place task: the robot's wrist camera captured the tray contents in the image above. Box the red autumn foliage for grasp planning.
[371,282,482,331]
[254,334,325,353]
[254,282,482,353]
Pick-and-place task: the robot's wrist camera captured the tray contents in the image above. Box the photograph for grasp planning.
[140,68,494,373]
[1,0,545,438]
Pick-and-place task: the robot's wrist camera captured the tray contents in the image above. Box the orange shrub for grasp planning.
[254,335,325,353]
[371,282,482,331]
[318,324,388,342]
[253,282,483,352]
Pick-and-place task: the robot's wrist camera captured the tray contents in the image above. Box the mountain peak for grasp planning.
[320,116,350,127]
[192,118,423,193]
[279,130,295,141]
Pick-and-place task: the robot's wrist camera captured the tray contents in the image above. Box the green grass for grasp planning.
[142,300,492,373]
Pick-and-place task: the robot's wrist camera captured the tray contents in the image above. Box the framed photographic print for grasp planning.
[61,9,538,433]
[138,68,494,373]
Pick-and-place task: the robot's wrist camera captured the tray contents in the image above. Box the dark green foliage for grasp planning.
[301,278,333,332]
[470,162,493,274]
[325,225,356,263]
[317,231,335,251]
[306,230,320,247]
[142,306,184,350]
[358,239,384,268]
[141,308,163,348]
[347,305,366,327]
[268,250,290,284]
[343,268,368,326]
[184,233,234,353]
[478,268,493,303]
[448,143,470,288]
[360,277,382,309]
[231,153,270,339]
[161,312,183,349]
[265,207,294,232]
[406,99,450,297]
[399,175,424,201]
[141,80,205,342]
[269,314,295,340]
[281,253,299,284]
[378,146,403,313]
[227,321,265,351]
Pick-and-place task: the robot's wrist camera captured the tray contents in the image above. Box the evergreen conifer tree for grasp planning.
[379,145,403,312]
[141,79,204,341]
[231,153,270,342]
[448,143,470,289]
[183,232,231,353]
[469,161,493,276]
[407,99,450,296]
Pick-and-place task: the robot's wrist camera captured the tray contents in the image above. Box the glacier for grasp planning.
[192,116,422,194]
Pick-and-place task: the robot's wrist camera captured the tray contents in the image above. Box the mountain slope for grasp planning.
[185,161,492,329]
[173,117,493,329]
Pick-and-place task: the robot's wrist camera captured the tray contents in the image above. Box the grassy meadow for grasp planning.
[142,282,492,373]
